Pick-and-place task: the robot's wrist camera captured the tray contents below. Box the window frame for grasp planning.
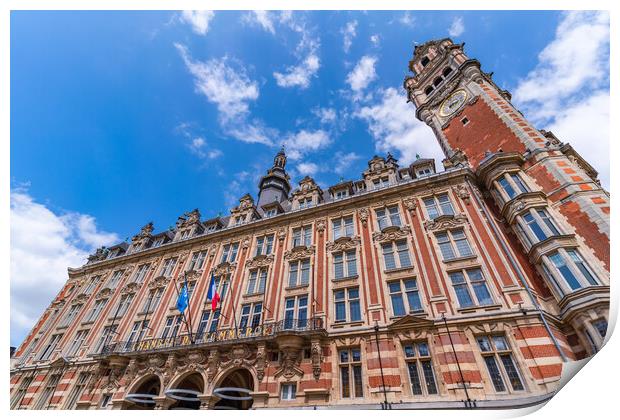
[332,215,355,240]
[334,287,362,323]
[449,268,494,308]
[423,193,455,220]
[543,248,600,296]
[375,205,402,230]
[403,341,439,396]
[339,347,364,398]
[435,228,474,261]
[476,334,526,394]
[388,278,423,316]
[333,249,358,280]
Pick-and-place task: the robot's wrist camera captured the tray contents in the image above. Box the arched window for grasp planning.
[433,77,443,87]
[443,67,453,77]
[421,56,430,67]
[424,86,434,95]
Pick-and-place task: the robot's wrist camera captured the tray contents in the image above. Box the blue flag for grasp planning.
[176,283,188,313]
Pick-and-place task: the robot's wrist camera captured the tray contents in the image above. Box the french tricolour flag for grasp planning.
[207,273,220,311]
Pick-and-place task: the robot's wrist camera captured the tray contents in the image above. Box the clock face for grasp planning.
[439,89,468,117]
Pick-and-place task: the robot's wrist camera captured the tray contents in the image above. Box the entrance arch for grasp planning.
[212,368,255,410]
[125,374,161,410]
[167,372,204,410]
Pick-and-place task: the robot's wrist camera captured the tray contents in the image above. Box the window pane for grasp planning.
[391,294,406,316]
[484,356,506,392]
[498,177,516,199]
[472,281,493,305]
[500,354,524,391]
[424,198,440,219]
[511,174,528,194]
[383,244,396,270]
[417,342,429,357]
[454,284,474,308]
[397,241,412,267]
[439,242,456,260]
[477,337,491,352]
[438,194,454,216]
[353,365,364,397]
[549,252,581,290]
[350,300,361,321]
[404,345,415,358]
[492,336,509,351]
[567,250,598,286]
[335,302,346,321]
[408,362,423,395]
[346,251,357,276]
[406,290,423,311]
[421,360,438,394]
[341,366,350,398]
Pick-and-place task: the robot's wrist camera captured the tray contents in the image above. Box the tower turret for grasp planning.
[256,147,291,211]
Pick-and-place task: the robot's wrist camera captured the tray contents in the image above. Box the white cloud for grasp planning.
[400,12,415,27]
[355,87,444,165]
[370,34,380,47]
[243,10,276,34]
[342,20,358,53]
[188,136,223,160]
[312,107,337,124]
[448,17,465,37]
[513,11,609,188]
[273,53,320,89]
[346,55,377,93]
[180,10,215,35]
[334,151,362,175]
[296,162,320,176]
[226,120,277,146]
[10,189,118,345]
[283,129,332,160]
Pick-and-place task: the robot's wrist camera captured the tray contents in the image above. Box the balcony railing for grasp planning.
[97,317,325,356]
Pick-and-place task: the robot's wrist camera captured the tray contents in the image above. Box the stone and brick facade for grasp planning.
[10,38,609,410]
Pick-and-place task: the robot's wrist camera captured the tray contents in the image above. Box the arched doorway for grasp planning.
[168,373,204,410]
[125,374,161,410]
[213,368,254,410]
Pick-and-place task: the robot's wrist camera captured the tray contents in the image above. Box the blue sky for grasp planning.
[10,11,610,345]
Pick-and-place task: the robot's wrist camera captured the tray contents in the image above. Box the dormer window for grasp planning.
[233,215,245,226]
[206,224,218,233]
[264,208,277,218]
[299,197,313,209]
[443,67,453,77]
[334,189,349,200]
[107,249,118,259]
[421,56,430,67]
[433,76,443,87]
[417,167,433,177]
[152,237,164,247]
[372,177,390,190]
[425,86,434,95]
[179,230,191,240]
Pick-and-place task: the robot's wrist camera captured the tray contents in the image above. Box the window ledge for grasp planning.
[284,284,309,292]
[81,320,95,326]
[331,274,359,283]
[331,320,364,329]
[384,266,414,274]
[457,303,502,313]
[242,292,265,299]
[442,255,478,264]
[389,310,426,320]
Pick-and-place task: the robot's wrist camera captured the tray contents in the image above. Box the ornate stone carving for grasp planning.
[242,236,251,249]
[214,261,236,276]
[423,213,469,231]
[219,344,256,371]
[311,339,322,381]
[245,254,274,269]
[443,148,469,169]
[176,209,201,230]
[184,269,203,282]
[95,287,113,300]
[277,228,287,242]
[315,218,327,234]
[284,245,315,260]
[358,208,369,227]
[87,246,109,264]
[514,200,526,212]
[403,197,417,212]
[274,348,303,380]
[453,184,471,204]
[148,275,170,290]
[132,222,154,243]
[372,225,412,242]
[326,236,361,252]
[206,349,220,384]
[71,293,89,306]
[120,282,140,295]
[256,343,267,381]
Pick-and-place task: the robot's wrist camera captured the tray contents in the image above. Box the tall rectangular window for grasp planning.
[389,279,423,316]
[188,250,207,271]
[403,342,438,396]
[83,276,100,295]
[240,303,263,330]
[115,293,134,318]
[126,320,149,349]
[106,270,124,289]
[65,329,89,357]
[11,375,34,409]
[566,249,599,286]
[333,250,357,279]
[547,251,582,291]
[334,288,361,322]
[292,226,312,247]
[332,216,354,240]
[288,259,311,288]
[423,193,454,220]
[435,229,473,260]
[132,264,150,284]
[381,239,412,270]
[59,304,83,328]
[246,269,267,294]
[449,268,493,308]
[376,205,402,230]
[197,310,220,338]
[63,372,91,409]
[142,288,164,313]
[593,319,608,338]
[477,335,524,392]
[284,295,308,329]
[255,235,275,256]
[159,257,178,277]
[281,383,297,400]
[221,243,239,263]
[95,325,117,353]
[161,315,183,339]
[33,374,61,409]
[38,334,63,360]
[84,298,108,323]
[497,173,529,200]
[339,348,363,398]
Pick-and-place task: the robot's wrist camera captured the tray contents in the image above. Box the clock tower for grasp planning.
[404,38,609,272]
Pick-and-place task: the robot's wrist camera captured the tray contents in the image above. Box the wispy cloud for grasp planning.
[355,87,444,165]
[342,20,358,53]
[334,151,362,175]
[283,129,332,160]
[273,53,320,89]
[513,11,610,187]
[370,34,381,47]
[346,55,378,94]
[400,12,415,27]
[311,107,337,124]
[11,188,118,345]
[180,10,215,35]
[448,16,465,37]
[188,136,223,160]
[296,162,320,176]
[242,10,276,34]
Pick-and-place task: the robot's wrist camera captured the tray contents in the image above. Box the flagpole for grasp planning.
[183,271,196,343]
[172,276,194,345]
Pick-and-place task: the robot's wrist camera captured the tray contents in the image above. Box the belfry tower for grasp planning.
[257,147,291,210]
[404,39,609,271]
